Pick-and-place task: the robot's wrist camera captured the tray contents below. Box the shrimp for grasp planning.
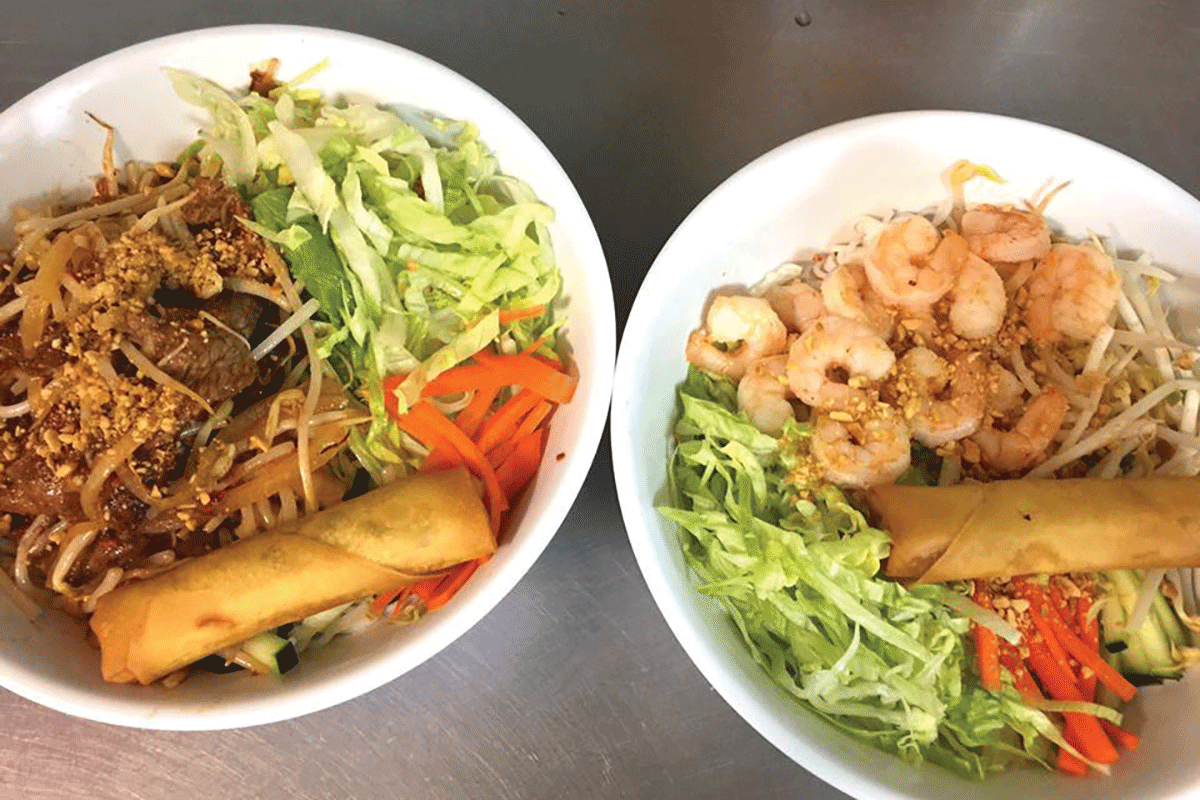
[820,262,894,340]
[960,204,1051,264]
[1024,243,1120,343]
[786,315,895,409]
[686,295,788,380]
[811,406,911,489]
[863,216,961,310]
[737,355,794,435]
[971,388,1069,472]
[948,253,1006,339]
[764,280,825,333]
[984,363,1025,416]
[896,348,986,446]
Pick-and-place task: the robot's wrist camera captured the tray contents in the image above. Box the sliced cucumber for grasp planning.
[240,631,300,675]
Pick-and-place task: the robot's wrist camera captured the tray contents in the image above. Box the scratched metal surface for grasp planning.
[3,2,1200,799]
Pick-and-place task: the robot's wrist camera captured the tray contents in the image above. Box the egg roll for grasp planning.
[867,476,1200,584]
[91,467,494,684]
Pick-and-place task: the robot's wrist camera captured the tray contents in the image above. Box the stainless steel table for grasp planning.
[3,3,1199,798]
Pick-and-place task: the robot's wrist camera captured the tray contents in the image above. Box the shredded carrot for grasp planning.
[495,430,545,501]
[498,305,546,324]
[405,401,508,533]
[1077,596,1100,700]
[520,336,548,356]
[1100,720,1139,750]
[421,364,506,397]
[474,389,542,455]
[424,557,488,611]
[971,588,1003,691]
[1026,644,1119,764]
[420,448,457,473]
[1047,613,1137,703]
[406,575,445,606]
[487,400,554,467]
[1057,747,1088,777]
[474,351,577,404]
[386,588,415,619]
[456,384,500,439]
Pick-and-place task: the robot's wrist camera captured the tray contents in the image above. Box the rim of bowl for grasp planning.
[611,109,1200,799]
[0,23,615,730]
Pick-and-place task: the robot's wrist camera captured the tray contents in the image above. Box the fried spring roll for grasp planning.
[91,468,494,684]
[867,476,1200,584]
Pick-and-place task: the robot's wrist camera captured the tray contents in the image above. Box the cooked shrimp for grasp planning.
[863,216,961,310]
[971,388,1069,472]
[786,316,895,409]
[764,280,825,333]
[811,406,911,489]
[960,204,1051,264]
[737,355,794,435]
[686,295,788,380]
[1024,243,1120,343]
[948,253,1006,339]
[984,363,1025,416]
[820,263,894,339]
[896,348,986,447]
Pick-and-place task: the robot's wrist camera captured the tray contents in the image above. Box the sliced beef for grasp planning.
[0,331,69,383]
[0,447,82,519]
[121,305,257,405]
[200,293,264,339]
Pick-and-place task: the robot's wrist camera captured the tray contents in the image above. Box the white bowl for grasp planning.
[0,25,614,730]
[612,111,1200,800]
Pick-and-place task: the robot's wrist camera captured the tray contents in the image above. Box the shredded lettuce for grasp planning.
[660,365,1081,780]
[173,65,563,482]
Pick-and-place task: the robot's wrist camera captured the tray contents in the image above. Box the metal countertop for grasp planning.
[3,2,1199,798]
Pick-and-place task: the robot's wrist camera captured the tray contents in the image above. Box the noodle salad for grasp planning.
[662,163,1200,778]
[0,60,573,685]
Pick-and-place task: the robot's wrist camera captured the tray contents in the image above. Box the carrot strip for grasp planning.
[1026,645,1119,764]
[1101,720,1139,750]
[520,336,548,356]
[385,588,415,620]
[1027,608,1078,689]
[411,402,507,532]
[455,384,500,440]
[1047,613,1138,703]
[421,364,506,397]
[487,401,554,467]
[495,430,544,501]
[406,575,445,605]
[424,557,488,611]
[498,305,546,324]
[1057,748,1088,777]
[420,448,456,473]
[382,375,404,418]
[474,389,541,455]
[474,351,577,404]
[970,587,1003,692]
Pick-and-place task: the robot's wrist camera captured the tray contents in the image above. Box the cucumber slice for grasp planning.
[240,632,300,675]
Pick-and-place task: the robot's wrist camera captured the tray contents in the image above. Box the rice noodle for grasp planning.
[273,250,321,510]
[145,550,177,566]
[196,399,234,449]
[14,180,191,238]
[0,400,30,419]
[1009,345,1041,396]
[236,506,257,538]
[19,231,75,354]
[116,461,160,507]
[224,277,292,310]
[81,428,151,520]
[277,487,299,524]
[253,500,277,528]
[49,524,102,595]
[81,567,123,613]
[13,516,50,592]
[0,294,25,324]
[240,442,296,474]
[251,298,321,361]
[119,339,213,413]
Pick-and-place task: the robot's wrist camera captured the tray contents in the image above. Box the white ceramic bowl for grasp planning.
[612,111,1200,799]
[0,25,614,730]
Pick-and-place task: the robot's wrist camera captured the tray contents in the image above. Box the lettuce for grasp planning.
[660,366,1079,780]
[173,65,563,482]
